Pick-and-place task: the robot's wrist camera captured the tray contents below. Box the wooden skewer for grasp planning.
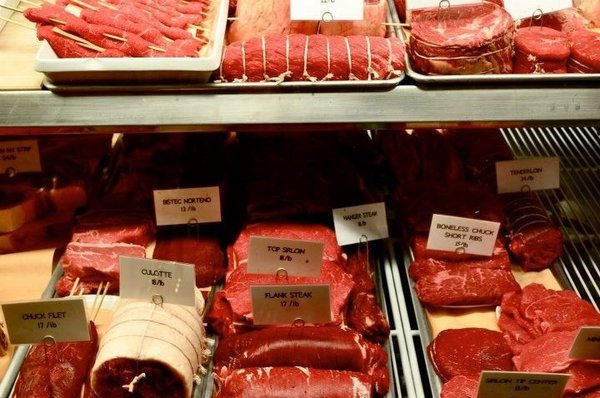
[93,281,110,321]
[19,0,43,7]
[0,4,26,13]
[70,0,100,11]
[103,32,166,52]
[382,22,411,27]
[69,276,81,296]
[53,26,107,51]
[0,15,35,29]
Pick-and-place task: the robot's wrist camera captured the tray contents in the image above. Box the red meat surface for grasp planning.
[72,211,156,247]
[213,325,388,393]
[61,241,146,280]
[215,367,377,398]
[429,328,513,382]
[412,235,507,262]
[515,27,570,61]
[14,322,98,398]
[414,268,520,307]
[440,375,479,398]
[346,291,390,344]
[503,193,563,271]
[569,30,600,72]
[408,249,511,281]
[152,235,226,287]
[218,34,405,82]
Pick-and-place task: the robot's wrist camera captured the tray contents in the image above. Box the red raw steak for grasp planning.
[440,375,479,398]
[215,367,377,398]
[62,241,146,279]
[72,210,155,247]
[412,235,507,263]
[414,268,520,307]
[152,235,225,287]
[569,30,600,73]
[408,250,511,281]
[428,328,513,382]
[513,27,570,74]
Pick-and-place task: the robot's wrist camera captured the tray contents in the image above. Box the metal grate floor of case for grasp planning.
[502,126,600,309]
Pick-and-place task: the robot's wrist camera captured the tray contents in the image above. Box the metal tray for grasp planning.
[40,0,406,93]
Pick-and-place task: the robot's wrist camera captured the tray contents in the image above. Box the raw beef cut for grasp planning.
[206,261,354,336]
[215,367,376,398]
[408,249,511,281]
[428,328,513,382]
[14,322,98,398]
[503,193,563,271]
[440,375,479,398]
[408,2,514,75]
[91,297,207,398]
[513,27,570,73]
[228,222,346,271]
[152,234,226,287]
[513,330,600,395]
[227,0,318,43]
[320,0,388,37]
[412,235,507,262]
[499,284,600,352]
[61,241,146,280]
[517,8,591,36]
[347,291,390,344]
[213,325,388,394]
[217,34,405,82]
[414,267,520,307]
[72,210,156,247]
[569,30,600,73]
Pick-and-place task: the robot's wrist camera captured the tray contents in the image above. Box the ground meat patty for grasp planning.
[428,328,513,382]
[569,30,600,73]
[513,27,570,73]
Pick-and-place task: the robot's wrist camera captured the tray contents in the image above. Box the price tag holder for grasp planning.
[569,326,600,359]
[247,236,324,277]
[477,371,569,398]
[427,214,500,256]
[332,202,389,246]
[119,256,196,307]
[153,186,221,226]
[406,0,481,10]
[251,284,331,325]
[1,297,89,345]
[290,0,363,21]
[496,157,560,194]
[0,140,41,175]
[503,0,573,20]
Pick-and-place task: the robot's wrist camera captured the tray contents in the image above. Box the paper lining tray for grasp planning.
[35,0,229,87]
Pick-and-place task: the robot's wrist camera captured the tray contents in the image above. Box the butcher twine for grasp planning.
[345,37,358,80]
[324,36,334,80]
[366,36,376,80]
[302,35,315,82]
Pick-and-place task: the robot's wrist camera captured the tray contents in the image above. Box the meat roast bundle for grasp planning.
[90,294,210,398]
[407,2,515,75]
[216,34,405,82]
[207,221,392,396]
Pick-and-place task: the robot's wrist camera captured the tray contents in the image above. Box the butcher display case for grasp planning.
[0,1,600,397]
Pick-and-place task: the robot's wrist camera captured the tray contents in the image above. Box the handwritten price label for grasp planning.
[496,157,560,194]
[0,140,41,175]
[332,202,389,246]
[153,186,221,226]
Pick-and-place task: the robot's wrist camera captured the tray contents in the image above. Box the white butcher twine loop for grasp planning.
[303,35,317,82]
[345,37,358,80]
[218,45,226,82]
[366,36,377,80]
[276,267,289,282]
[261,36,268,82]
[324,36,333,81]
[122,372,146,393]
[236,40,248,83]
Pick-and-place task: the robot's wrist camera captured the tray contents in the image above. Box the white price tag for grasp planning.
[1,297,89,345]
[153,186,221,226]
[290,0,363,21]
[406,0,481,10]
[251,284,332,325]
[427,214,500,256]
[503,0,573,20]
[569,326,600,359]
[0,140,41,175]
[477,371,570,398]
[248,236,324,277]
[496,157,560,194]
[119,256,196,307]
[332,202,389,246]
